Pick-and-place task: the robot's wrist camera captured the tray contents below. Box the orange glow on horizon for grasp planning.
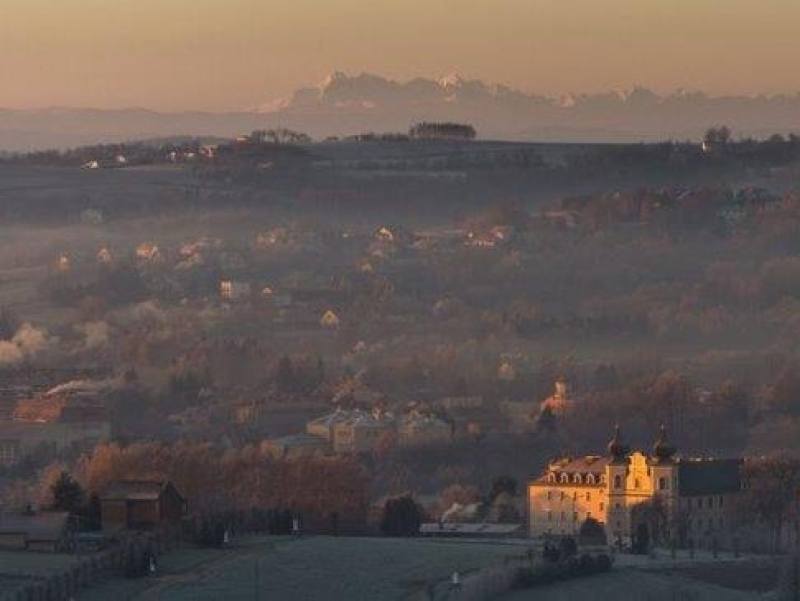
[2,0,799,111]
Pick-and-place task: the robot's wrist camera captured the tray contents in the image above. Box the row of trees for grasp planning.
[70,442,369,523]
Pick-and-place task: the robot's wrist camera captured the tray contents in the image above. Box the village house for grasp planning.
[344,409,396,452]
[396,410,452,446]
[497,360,516,381]
[306,408,351,441]
[220,279,252,301]
[56,254,71,272]
[135,242,161,263]
[262,433,331,459]
[528,426,743,550]
[0,379,112,466]
[0,415,110,467]
[100,480,186,532]
[96,246,113,264]
[539,376,576,416]
[320,309,341,329]
[305,406,450,453]
[465,225,513,249]
[331,411,394,453]
[0,511,71,552]
[231,400,263,425]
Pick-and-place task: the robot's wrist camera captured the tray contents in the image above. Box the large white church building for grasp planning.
[527,426,743,548]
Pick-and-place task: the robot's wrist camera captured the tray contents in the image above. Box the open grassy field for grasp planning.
[72,538,780,601]
[0,549,83,597]
[501,568,767,601]
[0,548,82,575]
[5,540,778,601]
[77,535,526,601]
[501,553,779,601]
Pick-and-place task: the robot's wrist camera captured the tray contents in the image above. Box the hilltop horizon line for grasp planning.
[3,71,800,151]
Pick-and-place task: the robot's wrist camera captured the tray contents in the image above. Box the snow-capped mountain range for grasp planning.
[2,72,800,151]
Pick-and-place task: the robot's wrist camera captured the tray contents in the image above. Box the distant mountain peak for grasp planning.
[319,70,352,90]
[438,72,466,89]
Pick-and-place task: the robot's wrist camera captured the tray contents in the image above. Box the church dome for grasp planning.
[607,424,629,461]
[652,424,676,462]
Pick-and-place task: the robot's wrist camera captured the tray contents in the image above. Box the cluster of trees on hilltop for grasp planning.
[409,122,477,140]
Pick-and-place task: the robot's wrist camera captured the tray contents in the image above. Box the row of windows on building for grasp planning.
[689,516,725,531]
[545,509,600,522]
[546,490,597,502]
[547,472,606,485]
[0,441,19,465]
[681,495,725,510]
[547,467,664,488]
[609,475,676,490]
[545,473,677,490]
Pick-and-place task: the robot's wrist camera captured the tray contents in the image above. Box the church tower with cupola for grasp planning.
[649,424,679,511]
[605,425,631,542]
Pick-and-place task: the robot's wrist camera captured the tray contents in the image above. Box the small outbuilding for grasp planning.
[0,511,71,552]
[100,480,186,532]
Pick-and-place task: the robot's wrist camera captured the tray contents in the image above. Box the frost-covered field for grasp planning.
[502,569,768,601]
[77,536,523,601]
[0,550,83,597]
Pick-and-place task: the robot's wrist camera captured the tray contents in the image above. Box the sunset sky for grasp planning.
[2,0,799,111]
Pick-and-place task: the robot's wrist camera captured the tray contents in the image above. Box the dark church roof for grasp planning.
[677,459,742,496]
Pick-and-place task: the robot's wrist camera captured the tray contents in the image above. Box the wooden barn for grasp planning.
[100,480,186,532]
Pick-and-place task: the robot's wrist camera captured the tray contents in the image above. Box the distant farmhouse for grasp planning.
[100,480,186,533]
[0,511,71,552]
[0,381,111,467]
[297,407,452,454]
[539,376,575,416]
[528,426,743,550]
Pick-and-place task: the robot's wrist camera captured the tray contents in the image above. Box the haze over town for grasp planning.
[2,2,800,601]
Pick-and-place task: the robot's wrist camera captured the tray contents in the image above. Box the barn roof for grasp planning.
[101,480,183,502]
[0,511,69,540]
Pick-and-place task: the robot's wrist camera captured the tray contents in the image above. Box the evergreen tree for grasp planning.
[578,517,608,546]
[488,475,518,503]
[51,471,84,514]
[380,496,423,536]
[314,356,325,389]
[536,406,557,433]
[275,355,296,394]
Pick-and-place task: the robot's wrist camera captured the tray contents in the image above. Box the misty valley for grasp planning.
[1,127,799,600]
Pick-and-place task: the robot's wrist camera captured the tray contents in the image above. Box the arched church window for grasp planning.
[613,475,622,489]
